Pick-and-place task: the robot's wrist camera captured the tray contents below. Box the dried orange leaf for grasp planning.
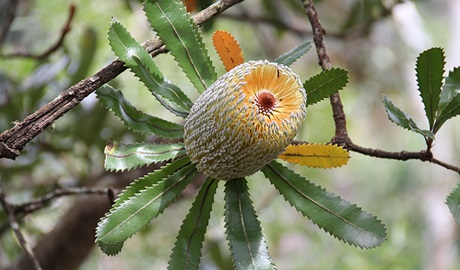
[279,143,350,168]
[212,30,244,71]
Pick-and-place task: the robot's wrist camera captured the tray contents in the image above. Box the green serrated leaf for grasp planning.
[112,156,191,210]
[224,179,276,270]
[416,47,445,129]
[382,95,434,139]
[434,67,460,133]
[446,183,460,225]
[108,19,192,117]
[104,141,186,171]
[262,161,387,249]
[433,94,460,134]
[96,162,197,246]
[274,41,312,67]
[304,68,349,106]
[168,178,218,270]
[96,85,184,138]
[98,241,124,256]
[438,67,460,113]
[144,0,216,93]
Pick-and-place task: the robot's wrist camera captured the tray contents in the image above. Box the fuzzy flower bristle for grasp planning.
[184,60,307,180]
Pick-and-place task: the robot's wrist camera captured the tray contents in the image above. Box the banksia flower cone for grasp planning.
[184,60,307,180]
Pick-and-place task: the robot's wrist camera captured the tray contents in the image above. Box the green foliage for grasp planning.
[262,161,387,249]
[168,178,218,270]
[96,161,197,252]
[224,179,276,270]
[304,68,349,106]
[382,95,434,139]
[112,157,191,210]
[143,0,216,93]
[95,0,390,268]
[96,85,184,138]
[446,183,460,225]
[274,40,312,67]
[108,19,192,117]
[382,47,460,226]
[382,47,460,139]
[416,48,445,129]
[434,67,460,133]
[103,141,186,171]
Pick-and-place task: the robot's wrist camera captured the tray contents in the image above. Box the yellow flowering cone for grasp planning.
[184,60,307,180]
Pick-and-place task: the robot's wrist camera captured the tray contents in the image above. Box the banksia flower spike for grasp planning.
[184,60,307,180]
[96,6,385,266]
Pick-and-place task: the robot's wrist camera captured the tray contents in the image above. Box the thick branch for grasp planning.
[0,0,244,160]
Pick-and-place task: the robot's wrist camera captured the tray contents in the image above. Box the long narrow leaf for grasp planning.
[112,156,191,210]
[382,95,434,139]
[97,157,192,256]
[104,141,186,171]
[108,19,192,117]
[96,85,184,138]
[416,47,445,128]
[224,179,276,270]
[438,67,460,113]
[96,162,198,246]
[168,178,218,270]
[434,67,460,133]
[279,143,349,168]
[446,183,460,225]
[433,94,460,133]
[304,68,348,106]
[212,30,244,72]
[262,161,387,249]
[274,40,312,67]
[144,0,216,93]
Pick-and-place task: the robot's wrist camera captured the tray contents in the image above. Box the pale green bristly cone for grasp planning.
[184,60,307,180]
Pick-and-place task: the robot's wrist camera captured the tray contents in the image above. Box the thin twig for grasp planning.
[11,187,115,216]
[2,4,76,59]
[0,188,43,270]
[0,0,245,160]
[302,0,459,175]
[302,0,349,142]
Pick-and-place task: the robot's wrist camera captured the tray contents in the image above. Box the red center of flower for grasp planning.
[255,91,276,116]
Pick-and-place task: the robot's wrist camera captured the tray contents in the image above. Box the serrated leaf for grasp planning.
[96,162,197,246]
[434,67,460,133]
[416,47,445,129]
[112,156,191,210]
[144,0,216,93]
[98,241,124,256]
[446,183,460,225]
[212,30,244,72]
[433,94,460,134]
[304,68,348,106]
[274,40,312,67]
[262,161,387,249]
[108,19,192,118]
[168,178,218,270]
[279,143,349,168]
[438,67,460,113]
[104,141,186,171]
[96,85,184,138]
[382,95,434,139]
[224,179,276,270]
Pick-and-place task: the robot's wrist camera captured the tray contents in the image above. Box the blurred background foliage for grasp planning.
[0,0,459,269]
